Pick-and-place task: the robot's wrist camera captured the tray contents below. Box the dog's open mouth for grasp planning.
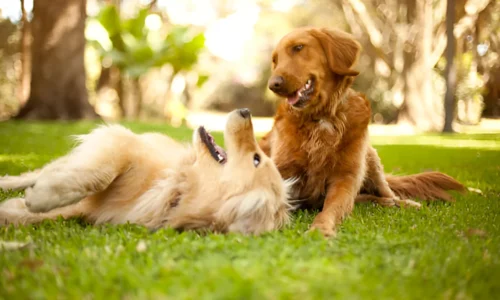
[287,78,315,107]
[199,126,227,164]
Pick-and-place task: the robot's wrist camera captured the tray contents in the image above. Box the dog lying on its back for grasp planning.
[0,109,292,234]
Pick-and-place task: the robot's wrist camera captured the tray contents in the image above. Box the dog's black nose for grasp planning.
[268,76,284,92]
[238,108,251,118]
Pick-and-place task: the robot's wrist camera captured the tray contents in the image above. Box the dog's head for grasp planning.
[268,27,361,111]
[169,109,291,235]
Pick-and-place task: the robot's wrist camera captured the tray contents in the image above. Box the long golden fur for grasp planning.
[260,27,465,237]
[0,109,292,235]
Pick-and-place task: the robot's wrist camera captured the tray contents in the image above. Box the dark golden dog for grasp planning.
[260,27,464,237]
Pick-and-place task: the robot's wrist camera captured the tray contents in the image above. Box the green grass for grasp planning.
[0,121,499,300]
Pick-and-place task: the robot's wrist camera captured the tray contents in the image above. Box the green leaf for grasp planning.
[187,33,205,51]
[159,29,206,72]
[166,26,190,47]
[130,44,155,64]
[91,10,205,79]
[125,64,150,78]
[151,46,173,68]
[196,74,209,87]
[97,5,121,36]
[122,8,149,39]
[121,32,140,51]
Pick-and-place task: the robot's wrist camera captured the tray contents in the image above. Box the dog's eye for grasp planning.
[253,154,261,167]
[292,44,304,52]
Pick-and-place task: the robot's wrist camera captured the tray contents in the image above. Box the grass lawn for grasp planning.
[0,120,499,299]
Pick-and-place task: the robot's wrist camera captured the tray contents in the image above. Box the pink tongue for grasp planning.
[287,92,300,105]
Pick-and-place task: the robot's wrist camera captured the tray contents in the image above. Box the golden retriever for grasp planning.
[0,109,291,234]
[260,27,465,237]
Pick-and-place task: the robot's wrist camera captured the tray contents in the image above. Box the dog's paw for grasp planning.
[25,181,84,213]
[307,224,337,238]
[0,171,39,191]
[24,185,58,213]
[309,214,337,238]
[394,199,421,209]
[0,198,26,210]
[0,208,20,226]
[0,176,21,191]
[376,197,397,207]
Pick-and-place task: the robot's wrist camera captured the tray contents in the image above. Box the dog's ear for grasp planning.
[309,28,360,77]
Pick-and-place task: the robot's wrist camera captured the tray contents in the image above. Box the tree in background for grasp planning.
[443,0,457,132]
[18,0,30,105]
[16,0,97,119]
[340,0,492,131]
[3,0,497,124]
[475,2,500,118]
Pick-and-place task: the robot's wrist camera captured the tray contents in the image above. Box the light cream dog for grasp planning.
[0,109,292,234]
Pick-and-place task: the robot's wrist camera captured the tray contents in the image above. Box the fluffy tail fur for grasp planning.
[386,171,466,202]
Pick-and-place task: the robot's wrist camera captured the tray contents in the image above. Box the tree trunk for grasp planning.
[163,72,177,118]
[16,0,97,120]
[443,0,457,132]
[398,0,442,131]
[97,0,125,118]
[132,77,142,118]
[17,0,31,105]
[482,67,500,118]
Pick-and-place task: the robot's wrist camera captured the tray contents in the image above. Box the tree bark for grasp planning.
[482,68,500,118]
[398,0,442,131]
[18,0,31,105]
[96,0,125,118]
[163,72,177,118]
[16,0,97,120]
[132,77,142,118]
[443,0,457,132]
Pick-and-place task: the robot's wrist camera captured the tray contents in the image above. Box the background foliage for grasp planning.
[0,0,498,129]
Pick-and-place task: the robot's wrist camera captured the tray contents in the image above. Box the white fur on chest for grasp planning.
[317,119,334,133]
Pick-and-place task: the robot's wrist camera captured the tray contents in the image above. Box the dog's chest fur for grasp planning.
[269,94,370,209]
[271,113,344,208]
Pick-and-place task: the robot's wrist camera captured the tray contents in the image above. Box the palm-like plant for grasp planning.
[88,5,206,118]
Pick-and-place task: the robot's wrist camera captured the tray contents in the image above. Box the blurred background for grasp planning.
[0,0,498,133]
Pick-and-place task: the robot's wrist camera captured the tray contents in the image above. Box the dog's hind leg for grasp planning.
[0,156,73,192]
[0,197,88,226]
[364,147,396,198]
[25,154,124,213]
[23,127,132,213]
[0,170,41,191]
[362,147,421,208]
[355,194,421,208]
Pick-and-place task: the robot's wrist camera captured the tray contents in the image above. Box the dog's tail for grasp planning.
[386,171,466,202]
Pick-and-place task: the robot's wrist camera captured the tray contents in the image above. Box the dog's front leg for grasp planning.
[309,173,361,237]
[309,141,367,237]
